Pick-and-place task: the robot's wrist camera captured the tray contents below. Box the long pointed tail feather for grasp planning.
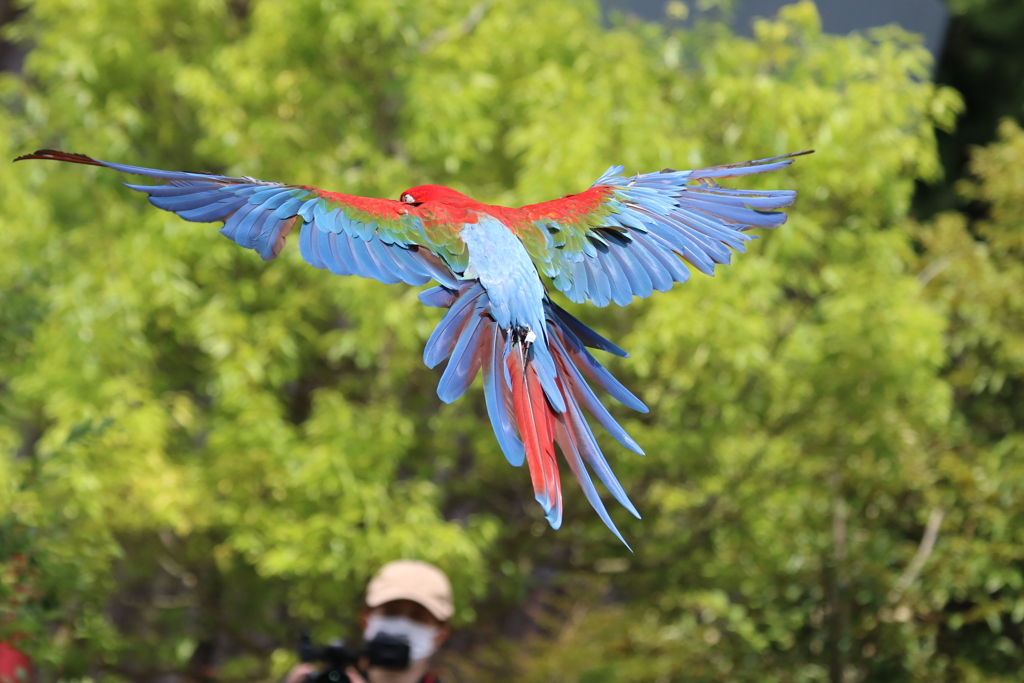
[482,324,526,468]
[555,414,631,550]
[507,344,562,529]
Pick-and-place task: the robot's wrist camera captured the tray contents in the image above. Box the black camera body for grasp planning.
[300,633,411,683]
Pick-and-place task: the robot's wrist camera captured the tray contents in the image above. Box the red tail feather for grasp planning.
[507,344,561,525]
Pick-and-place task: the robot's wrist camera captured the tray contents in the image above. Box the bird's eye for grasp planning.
[401,193,416,204]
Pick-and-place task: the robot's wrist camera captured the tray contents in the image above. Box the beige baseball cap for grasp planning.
[365,560,454,622]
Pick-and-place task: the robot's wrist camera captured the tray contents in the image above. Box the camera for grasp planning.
[299,633,411,683]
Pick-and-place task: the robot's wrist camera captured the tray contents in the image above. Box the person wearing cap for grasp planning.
[286,560,454,683]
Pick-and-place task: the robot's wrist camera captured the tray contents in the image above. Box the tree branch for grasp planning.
[420,2,489,53]
[889,507,945,603]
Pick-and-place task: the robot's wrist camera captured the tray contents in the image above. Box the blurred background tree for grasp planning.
[0,1,1021,682]
[917,0,1024,216]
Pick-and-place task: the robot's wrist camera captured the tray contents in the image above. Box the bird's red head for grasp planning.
[398,184,475,207]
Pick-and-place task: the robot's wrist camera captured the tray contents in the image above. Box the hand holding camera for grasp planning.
[298,633,411,683]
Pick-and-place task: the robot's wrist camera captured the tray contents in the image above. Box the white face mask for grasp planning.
[364,614,440,663]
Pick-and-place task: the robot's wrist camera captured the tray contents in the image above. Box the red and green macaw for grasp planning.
[16,148,808,546]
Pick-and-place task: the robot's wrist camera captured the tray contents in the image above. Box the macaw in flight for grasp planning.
[16,148,808,546]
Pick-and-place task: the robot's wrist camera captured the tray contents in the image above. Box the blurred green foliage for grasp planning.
[0,0,1021,681]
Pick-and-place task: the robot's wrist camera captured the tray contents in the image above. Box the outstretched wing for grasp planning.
[512,151,810,307]
[14,150,462,288]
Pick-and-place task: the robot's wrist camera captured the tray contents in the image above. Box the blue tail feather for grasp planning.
[550,332,644,455]
[546,300,628,357]
[422,281,642,545]
[550,314,647,414]
[437,299,487,403]
[423,284,486,369]
[483,323,525,467]
[555,419,631,550]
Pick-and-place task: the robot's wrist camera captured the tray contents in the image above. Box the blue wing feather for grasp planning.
[21,151,454,280]
[523,151,807,306]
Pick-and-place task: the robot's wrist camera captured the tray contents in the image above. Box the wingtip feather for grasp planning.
[14,149,104,166]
